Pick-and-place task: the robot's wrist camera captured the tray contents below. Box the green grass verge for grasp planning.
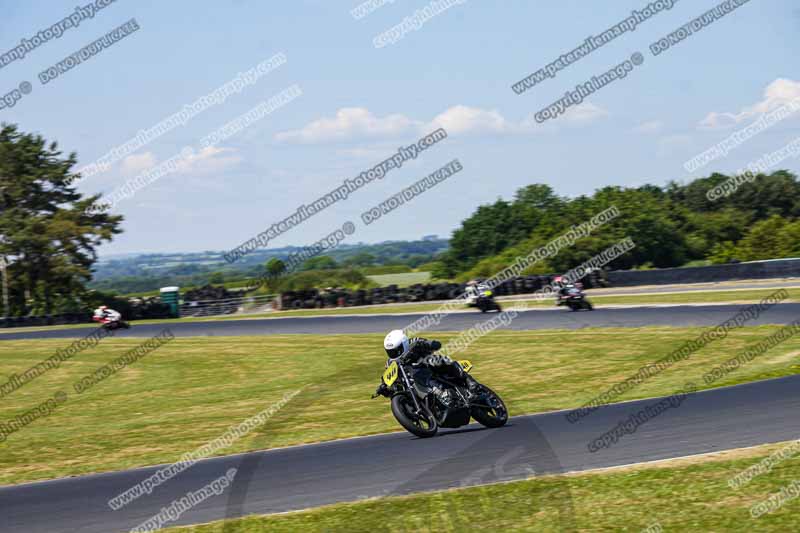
[1,326,799,486]
[164,441,800,532]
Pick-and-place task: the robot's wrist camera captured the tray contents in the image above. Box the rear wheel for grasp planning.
[391,394,438,437]
[470,385,508,428]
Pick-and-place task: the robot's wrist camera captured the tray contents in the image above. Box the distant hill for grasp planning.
[89,238,449,294]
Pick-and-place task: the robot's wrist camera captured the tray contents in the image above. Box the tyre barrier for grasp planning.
[183,284,233,302]
[278,273,607,310]
[0,300,174,328]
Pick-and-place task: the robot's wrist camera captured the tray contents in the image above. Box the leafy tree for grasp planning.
[341,252,376,267]
[0,124,122,316]
[265,258,287,277]
[443,171,800,280]
[277,268,375,291]
[710,215,800,262]
[299,255,338,271]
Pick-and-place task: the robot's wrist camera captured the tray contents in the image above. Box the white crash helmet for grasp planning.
[384,329,409,359]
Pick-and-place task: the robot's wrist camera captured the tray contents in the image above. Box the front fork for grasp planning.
[398,363,424,414]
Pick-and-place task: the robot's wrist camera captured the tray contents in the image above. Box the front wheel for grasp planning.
[470,385,508,428]
[391,394,438,438]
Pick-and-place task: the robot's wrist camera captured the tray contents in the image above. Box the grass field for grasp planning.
[165,441,800,532]
[1,326,800,486]
[366,271,432,287]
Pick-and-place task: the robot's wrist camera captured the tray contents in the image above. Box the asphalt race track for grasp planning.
[2,375,800,532]
[2,303,800,341]
[3,302,800,531]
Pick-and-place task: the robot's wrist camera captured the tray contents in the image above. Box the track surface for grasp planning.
[2,375,800,532]
[2,303,799,340]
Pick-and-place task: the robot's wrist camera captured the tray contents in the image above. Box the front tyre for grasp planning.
[391,394,438,438]
[471,385,508,428]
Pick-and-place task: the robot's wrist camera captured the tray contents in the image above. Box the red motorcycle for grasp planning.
[92,315,131,330]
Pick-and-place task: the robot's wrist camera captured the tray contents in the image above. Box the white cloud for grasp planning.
[698,78,800,129]
[276,102,611,146]
[120,152,157,176]
[335,146,395,159]
[633,120,664,134]
[426,105,514,134]
[177,146,242,175]
[275,107,418,143]
[518,102,609,131]
[562,102,609,124]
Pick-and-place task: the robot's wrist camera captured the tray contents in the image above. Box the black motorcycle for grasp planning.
[372,353,507,438]
[558,287,593,311]
[468,288,502,313]
[476,293,502,313]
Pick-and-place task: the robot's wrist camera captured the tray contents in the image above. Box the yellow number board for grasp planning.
[383,361,399,386]
[458,360,473,373]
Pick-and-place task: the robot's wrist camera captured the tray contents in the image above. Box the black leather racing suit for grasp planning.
[406,338,464,376]
[375,337,471,397]
[557,285,577,302]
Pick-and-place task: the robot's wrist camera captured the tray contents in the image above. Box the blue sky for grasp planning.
[1,0,798,256]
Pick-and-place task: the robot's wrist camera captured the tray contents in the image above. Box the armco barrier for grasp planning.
[180,294,274,318]
[606,258,800,287]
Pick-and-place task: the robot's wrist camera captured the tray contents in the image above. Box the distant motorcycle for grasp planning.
[466,286,502,313]
[372,352,507,438]
[93,316,131,330]
[475,291,502,313]
[557,286,593,311]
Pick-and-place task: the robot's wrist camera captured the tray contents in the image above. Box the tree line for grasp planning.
[432,172,800,280]
[2,121,798,317]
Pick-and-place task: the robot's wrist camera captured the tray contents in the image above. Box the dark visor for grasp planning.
[385,345,405,359]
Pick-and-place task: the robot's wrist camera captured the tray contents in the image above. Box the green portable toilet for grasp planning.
[160,286,180,318]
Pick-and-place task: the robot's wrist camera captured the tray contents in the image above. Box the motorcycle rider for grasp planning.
[93,305,121,324]
[553,276,577,302]
[465,279,496,308]
[464,279,481,304]
[475,281,491,294]
[552,276,566,300]
[374,329,476,397]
